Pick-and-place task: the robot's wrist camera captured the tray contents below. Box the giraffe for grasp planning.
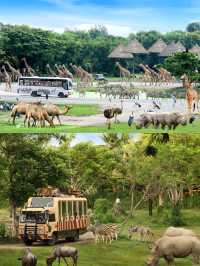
[61,65,73,79]
[78,66,93,85]
[116,62,131,82]
[181,74,199,114]
[46,64,57,77]
[156,67,172,84]
[55,64,65,78]
[1,65,12,91]
[5,61,21,82]
[70,63,83,79]
[21,58,35,76]
[145,65,160,85]
[139,64,153,85]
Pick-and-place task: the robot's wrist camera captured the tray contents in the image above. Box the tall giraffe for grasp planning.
[181,74,199,114]
[139,64,153,85]
[69,64,83,79]
[62,65,73,79]
[5,61,21,82]
[78,66,93,85]
[46,64,57,76]
[116,62,131,81]
[145,65,160,85]
[1,65,12,91]
[55,64,65,78]
[21,58,35,76]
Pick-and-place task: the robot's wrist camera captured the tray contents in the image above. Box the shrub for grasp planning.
[0,224,6,239]
[169,206,185,226]
[93,198,116,223]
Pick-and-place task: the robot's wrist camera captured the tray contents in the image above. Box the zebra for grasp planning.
[88,223,120,244]
[128,225,154,242]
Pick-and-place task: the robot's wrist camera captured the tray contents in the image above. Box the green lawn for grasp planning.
[0,121,200,134]
[61,104,101,117]
[0,209,200,265]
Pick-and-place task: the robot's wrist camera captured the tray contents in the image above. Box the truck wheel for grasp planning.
[48,233,58,245]
[58,92,64,98]
[74,230,79,241]
[24,239,33,246]
[31,91,38,97]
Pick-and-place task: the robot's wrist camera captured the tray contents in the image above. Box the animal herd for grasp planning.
[16,225,200,266]
[18,246,78,266]
[10,101,72,127]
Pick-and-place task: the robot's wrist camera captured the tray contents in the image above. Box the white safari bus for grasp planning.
[18,195,89,245]
[17,77,73,98]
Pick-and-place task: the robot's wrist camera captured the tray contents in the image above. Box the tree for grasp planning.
[187,22,200,33]
[163,52,200,80]
[0,135,69,234]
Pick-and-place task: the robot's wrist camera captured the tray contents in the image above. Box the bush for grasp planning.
[93,198,116,223]
[169,206,185,226]
[0,224,6,239]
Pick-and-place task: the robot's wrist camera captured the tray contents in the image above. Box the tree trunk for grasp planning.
[148,199,153,216]
[11,201,17,237]
[130,184,135,217]
[158,192,164,207]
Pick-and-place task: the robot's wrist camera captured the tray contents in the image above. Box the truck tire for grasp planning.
[24,239,33,246]
[58,92,64,98]
[48,233,58,245]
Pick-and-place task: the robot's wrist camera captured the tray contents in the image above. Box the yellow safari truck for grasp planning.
[18,195,89,245]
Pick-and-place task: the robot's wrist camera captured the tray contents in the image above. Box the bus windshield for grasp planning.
[30,197,54,208]
[20,211,47,224]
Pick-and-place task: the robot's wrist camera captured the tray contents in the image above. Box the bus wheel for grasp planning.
[74,230,79,241]
[58,92,64,98]
[24,239,33,246]
[48,233,58,245]
[31,91,38,97]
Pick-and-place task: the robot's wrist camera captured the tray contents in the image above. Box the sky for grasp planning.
[51,133,140,146]
[0,0,200,36]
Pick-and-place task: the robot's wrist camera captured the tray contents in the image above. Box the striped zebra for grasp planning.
[88,223,120,244]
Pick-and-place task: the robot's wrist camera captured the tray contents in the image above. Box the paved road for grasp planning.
[0,83,187,126]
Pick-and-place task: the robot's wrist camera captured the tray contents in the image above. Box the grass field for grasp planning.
[0,121,199,134]
[0,209,200,265]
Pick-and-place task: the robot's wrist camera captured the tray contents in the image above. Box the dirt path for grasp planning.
[0,232,94,250]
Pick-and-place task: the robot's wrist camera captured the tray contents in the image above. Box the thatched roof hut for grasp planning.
[108,44,133,59]
[189,45,200,58]
[125,39,148,54]
[148,39,167,53]
[160,41,186,57]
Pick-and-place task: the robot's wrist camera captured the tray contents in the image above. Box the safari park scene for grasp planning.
[0,22,200,132]
[0,133,199,266]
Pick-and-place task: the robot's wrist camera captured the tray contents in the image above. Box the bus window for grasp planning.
[49,214,55,222]
[19,79,24,86]
[83,201,87,215]
[63,81,68,90]
[73,201,77,217]
[58,201,62,219]
[79,201,82,216]
[68,201,72,217]
[62,201,66,217]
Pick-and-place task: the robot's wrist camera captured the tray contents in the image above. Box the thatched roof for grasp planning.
[108,44,133,59]
[125,39,148,54]
[189,45,200,58]
[160,41,186,57]
[148,39,167,53]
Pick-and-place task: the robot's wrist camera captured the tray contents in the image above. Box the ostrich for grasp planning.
[103,100,123,129]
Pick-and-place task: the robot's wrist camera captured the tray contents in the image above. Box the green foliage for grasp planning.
[93,198,116,223]
[187,22,200,33]
[163,52,200,79]
[0,22,200,75]
[0,224,6,239]
[169,206,185,226]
